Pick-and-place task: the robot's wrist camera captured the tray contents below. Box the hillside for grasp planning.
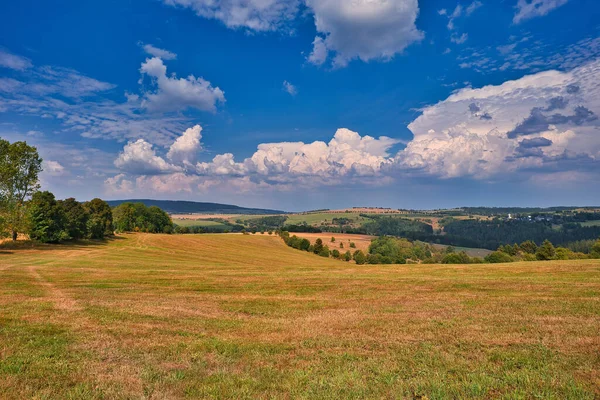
[1,233,599,399]
[106,199,285,215]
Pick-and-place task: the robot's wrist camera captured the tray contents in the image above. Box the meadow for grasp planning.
[1,233,599,399]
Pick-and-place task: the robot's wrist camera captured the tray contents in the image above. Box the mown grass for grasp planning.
[172,219,229,228]
[1,233,599,399]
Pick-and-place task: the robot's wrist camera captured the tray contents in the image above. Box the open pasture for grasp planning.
[1,233,599,399]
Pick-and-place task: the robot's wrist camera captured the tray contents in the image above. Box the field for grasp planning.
[1,233,599,399]
[171,219,229,228]
[581,220,600,227]
[290,232,375,253]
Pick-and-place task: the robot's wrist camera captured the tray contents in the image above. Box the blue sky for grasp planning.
[1,0,599,211]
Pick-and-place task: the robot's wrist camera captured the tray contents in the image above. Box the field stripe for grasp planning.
[27,266,81,311]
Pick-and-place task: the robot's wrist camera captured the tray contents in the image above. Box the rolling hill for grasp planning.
[106,199,285,215]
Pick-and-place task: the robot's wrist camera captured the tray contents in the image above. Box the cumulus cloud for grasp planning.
[305,0,424,68]
[167,124,202,165]
[43,160,66,176]
[142,43,177,60]
[513,0,569,24]
[114,139,181,174]
[162,0,300,32]
[139,57,225,113]
[400,59,600,178]
[0,49,33,70]
[282,80,297,96]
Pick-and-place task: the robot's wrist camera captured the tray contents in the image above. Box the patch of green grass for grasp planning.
[172,219,228,228]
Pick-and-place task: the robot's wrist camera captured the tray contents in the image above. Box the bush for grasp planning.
[344,251,352,261]
[349,242,356,248]
[484,251,513,263]
[536,240,556,260]
[353,250,366,265]
[442,251,471,264]
[318,246,330,258]
[331,249,340,259]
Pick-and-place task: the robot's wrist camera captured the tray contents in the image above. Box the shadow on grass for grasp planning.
[0,235,126,252]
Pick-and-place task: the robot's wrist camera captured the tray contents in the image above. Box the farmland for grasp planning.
[1,233,599,399]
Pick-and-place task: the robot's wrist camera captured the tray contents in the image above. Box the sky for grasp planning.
[0,0,599,211]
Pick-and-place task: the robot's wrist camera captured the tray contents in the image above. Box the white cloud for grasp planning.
[451,33,468,44]
[307,36,328,66]
[513,0,569,24]
[104,173,134,195]
[114,139,181,175]
[142,44,177,60]
[43,160,66,176]
[399,59,600,178]
[139,57,225,113]
[0,50,33,71]
[305,0,424,68]
[282,80,297,96]
[162,0,300,32]
[167,124,203,165]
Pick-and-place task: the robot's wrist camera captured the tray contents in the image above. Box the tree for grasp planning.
[331,236,336,243]
[318,245,330,258]
[85,198,113,239]
[0,139,43,240]
[536,239,556,260]
[484,251,513,263]
[349,242,356,248]
[299,238,311,251]
[59,198,89,240]
[519,240,538,254]
[332,249,340,258]
[353,250,366,265]
[313,238,324,254]
[344,251,352,261]
[591,239,600,258]
[27,191,68,243]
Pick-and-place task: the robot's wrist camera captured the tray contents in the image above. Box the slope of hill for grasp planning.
[1,233,598,398]
[106,199,285,215]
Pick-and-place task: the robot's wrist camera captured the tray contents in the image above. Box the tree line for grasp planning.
[1,139,174,243]
[278,230,600,265]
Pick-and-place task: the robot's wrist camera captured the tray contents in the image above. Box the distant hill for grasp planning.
[106,199,285,215]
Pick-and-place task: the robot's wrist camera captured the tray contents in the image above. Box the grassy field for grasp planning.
[1,234,599,399]
[581,220,600,227]
[172,219,229,228]
[285,212,372,226]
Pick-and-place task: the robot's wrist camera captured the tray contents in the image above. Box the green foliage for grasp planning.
[0,139,43,240]
[330,236,335,242]
[313,238,324,254]
[331,249,340,259]
[484,251,514,263]
[368,236,434,264]
[58,198,89,240]
[591,239,600,258]
[442,251,472,264]
[27,191,69,243]
[353,250,366,265]
[362,216,433,238]
[344,251,352,261]
[85,198,113,239]
[519,240,538,254]
[536,240,556,261]
[318,245,330,258]
[349,242,356,248]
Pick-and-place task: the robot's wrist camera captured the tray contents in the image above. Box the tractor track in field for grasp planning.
[27,265,81,311]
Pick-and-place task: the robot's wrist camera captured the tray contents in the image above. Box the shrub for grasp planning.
[332,249,340,259]
[353,250,366,265]
[349,242,356,248]
[344,251,352,261]
[318,246,330,258]
[536,240,556,260]
[331,237,336,242]
[313,238,324,254]
[484,251,513,263]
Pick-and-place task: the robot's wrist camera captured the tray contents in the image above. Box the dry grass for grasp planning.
[1,233,599,399]
[291,232,375,253]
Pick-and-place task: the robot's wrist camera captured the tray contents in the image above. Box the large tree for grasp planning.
[85,198,113,239]
[59,198,89,240]
[0,139,43,240]
[27,191,68,243]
